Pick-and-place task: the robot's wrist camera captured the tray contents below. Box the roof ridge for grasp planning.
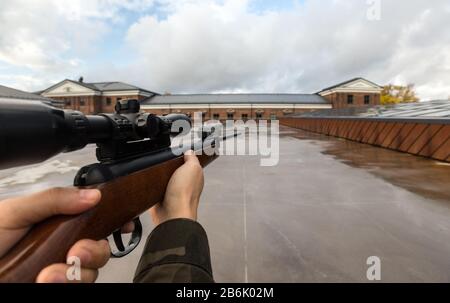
[317,77,382,93]
[88,81,121,84]
[159,93,313,96]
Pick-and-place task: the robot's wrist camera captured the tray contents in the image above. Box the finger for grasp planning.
[184,150,200,165]
[36,263,98,283]
[0,187,101,229]
[121,221,135,234]
[67,239,110,270]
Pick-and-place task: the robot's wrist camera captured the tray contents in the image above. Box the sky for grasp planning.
[0,0,449,100]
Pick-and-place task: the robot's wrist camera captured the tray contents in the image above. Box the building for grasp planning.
[317,78,382,109]
[40,79,158,114]
[39,77,383,118]
[0,84,62,107]
[140,93,332,120]
[140,77,382,120]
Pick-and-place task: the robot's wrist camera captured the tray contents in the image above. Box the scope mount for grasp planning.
[95,99,173,164]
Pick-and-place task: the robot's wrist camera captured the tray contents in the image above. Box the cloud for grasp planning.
[53,0,156,21]
[0,0,155,76]
[1,0,450,100]
[123,0,450,99]
[0,0,158,91]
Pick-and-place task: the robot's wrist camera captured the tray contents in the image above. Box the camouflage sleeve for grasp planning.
[133,218,214,283]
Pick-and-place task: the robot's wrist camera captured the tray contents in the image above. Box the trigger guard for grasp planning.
[110,217,143,258]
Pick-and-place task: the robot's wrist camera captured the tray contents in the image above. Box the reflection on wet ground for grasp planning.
[281,126,450,204]
[0,126,449,282]
[0,145,97,200]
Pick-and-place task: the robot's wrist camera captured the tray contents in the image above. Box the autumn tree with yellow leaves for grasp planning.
[381,84,419,105]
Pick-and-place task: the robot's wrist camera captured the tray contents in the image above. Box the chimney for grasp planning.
[78,76,84,83]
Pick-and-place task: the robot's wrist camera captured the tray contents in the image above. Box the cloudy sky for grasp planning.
[0,0,449,100]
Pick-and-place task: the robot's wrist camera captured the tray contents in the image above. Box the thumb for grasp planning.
[0,187,101,229]
[184,150,200,165]
[0,187,101,258]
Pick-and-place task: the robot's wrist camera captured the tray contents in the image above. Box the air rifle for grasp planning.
[0,98,223,282]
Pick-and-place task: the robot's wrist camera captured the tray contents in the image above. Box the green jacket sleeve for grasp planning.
[133,218,214,283]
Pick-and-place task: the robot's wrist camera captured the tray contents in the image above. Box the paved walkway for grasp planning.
[1,126,449,282]
[99,126,450,282]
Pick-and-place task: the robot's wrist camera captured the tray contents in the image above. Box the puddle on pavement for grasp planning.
[281,126,450,203]
[1,127,449,204]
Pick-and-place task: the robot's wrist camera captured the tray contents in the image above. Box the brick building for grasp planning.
[140,78,382,120]
[39,77,382,119]
[317,78,382,109]
[40,79,158,114]
[140,94,332,120]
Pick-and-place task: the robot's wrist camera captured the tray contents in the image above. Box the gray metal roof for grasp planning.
[142,94,329,105]
[295,100,450,119]
[366,100,450,118]
[88,82,157,94]
[41,79,159,95]
[0,84,57,103]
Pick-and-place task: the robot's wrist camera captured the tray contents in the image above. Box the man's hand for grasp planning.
[0,150,203,282]
[150,150,205,226]
[0,187,125,283]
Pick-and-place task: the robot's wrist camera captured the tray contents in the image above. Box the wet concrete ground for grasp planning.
[0,125,449,282]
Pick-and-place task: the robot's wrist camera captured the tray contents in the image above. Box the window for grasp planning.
[227,113,234,120]
[202,112,206,119]
[347,95,354,105]
[213,113,220,120]
[256,112,263,119]
[117,97,122,103]
[242,114,248,120]
[364,95,370,105]
[106,98,112,106]
[65,99,71,106]
[270,114,277,120]
[80,98,86,106]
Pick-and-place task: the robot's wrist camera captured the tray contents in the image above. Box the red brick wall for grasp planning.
[143,107,315,120]
[51,96,325,119]
[323,93,380,109]
[52,96,95,113]
[51,94,146,114]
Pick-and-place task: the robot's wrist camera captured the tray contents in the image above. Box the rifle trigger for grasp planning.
[110,217,143,258]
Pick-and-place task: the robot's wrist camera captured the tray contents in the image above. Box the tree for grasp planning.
[381,84,419,105]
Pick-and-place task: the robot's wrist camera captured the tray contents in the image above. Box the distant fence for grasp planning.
[280,117,450,162]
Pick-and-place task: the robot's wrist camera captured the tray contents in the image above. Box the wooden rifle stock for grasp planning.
[0,152,218,283]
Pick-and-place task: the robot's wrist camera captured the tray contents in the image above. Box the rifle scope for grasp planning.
[0,99,191,169]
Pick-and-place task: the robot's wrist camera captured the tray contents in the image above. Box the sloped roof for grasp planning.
[295,100,450,119]
[367,100,450,118]
[317,77,383,94]
[88,82,156,94]
[142,93,329,105]
[0,84,56,102]
[41,79,159,95]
